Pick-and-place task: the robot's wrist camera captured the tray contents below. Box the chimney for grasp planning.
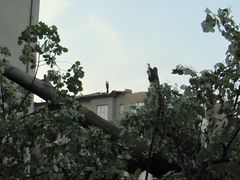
[124,89,132,94]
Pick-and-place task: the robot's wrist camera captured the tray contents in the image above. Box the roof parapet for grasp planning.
[124,89,132,94]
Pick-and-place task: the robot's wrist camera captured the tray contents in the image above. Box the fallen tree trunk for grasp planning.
[3,62,181,177]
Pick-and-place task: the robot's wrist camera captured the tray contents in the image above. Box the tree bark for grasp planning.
[3,62,181,177]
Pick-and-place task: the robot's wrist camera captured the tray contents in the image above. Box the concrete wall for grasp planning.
[115,92,146,115]
[79,91,146,121]
[0,0,40,109]
[0,0,39,74]
[88,97,114,120]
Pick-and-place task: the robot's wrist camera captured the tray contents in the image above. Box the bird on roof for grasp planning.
[42,74,53,87]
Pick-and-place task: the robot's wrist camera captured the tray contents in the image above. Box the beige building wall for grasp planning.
[35,90,149,179]
[0,0,40,109]
[78,90,146,121]
[116,92,146,115]
[87,97,115,120]
[0,0,39,74]
[78,91,154,180]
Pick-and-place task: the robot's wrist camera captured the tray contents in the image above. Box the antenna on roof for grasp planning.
[106,81,109,94]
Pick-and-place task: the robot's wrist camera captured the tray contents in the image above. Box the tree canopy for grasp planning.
[1,8,240,180]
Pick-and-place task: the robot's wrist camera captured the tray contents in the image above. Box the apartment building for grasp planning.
[0,0,40,110]
[34,89,161,179]
[34,89,146,120]
[76,89,158,179]
[76,89,146,121]
[0,0,39,74]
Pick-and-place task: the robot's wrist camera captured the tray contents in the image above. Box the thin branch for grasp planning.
[15,53,41,115]
[0,85,5,119]
[145,64,163,180]
[25,171,49,179]
[220,86,240,159]
[145,128,157,180]
[20,106,46,120]
[171,133,185,166]
[201,85,240,172]
[222,126,240,159]
[0,172,4,178]
[3,62,182,178]
[207,158,230,165]
[196,131,203,155]
[233,86,240,110]
[14,91,30,115]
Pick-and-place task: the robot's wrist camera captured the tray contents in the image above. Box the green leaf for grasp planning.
[205,8,212,14]
[214,62,224,70]
[53,165,59,172]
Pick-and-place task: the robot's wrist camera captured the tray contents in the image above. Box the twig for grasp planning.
[25,171,49,179]
[145,128,157,180]
[220,85,240,159]
[203,86,240,171]
[207,158,229,165]
[15,53,41,115]
[233,86,240,110]
[0,85,5,119]
[145,64,162,180]
[19,106,46,120]
[222,126,240,159]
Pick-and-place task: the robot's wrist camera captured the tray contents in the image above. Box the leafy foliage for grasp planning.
[1,8,240,180]
[18,22,68,68]
[122,8,240,179]
[0,22,131,180]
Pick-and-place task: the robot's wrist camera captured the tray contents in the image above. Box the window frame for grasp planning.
[96,104,108,120]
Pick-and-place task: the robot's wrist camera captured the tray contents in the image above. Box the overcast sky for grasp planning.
[38,0,240,95]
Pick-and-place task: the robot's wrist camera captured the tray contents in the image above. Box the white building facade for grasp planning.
[0,0,40,74]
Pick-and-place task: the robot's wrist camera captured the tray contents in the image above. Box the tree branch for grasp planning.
[25,171,49,179]
[222,126,240,159]
[145,64,163,179]
[3,62,181,178]
[0,85,5,119]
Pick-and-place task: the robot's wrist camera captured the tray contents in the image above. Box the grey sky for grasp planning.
[38,0,240,95]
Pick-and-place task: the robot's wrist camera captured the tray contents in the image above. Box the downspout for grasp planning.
[26,0,34,73]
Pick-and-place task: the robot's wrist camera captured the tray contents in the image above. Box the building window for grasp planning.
[96,105,108,120]
[119,104,124,114]
[135,102,144,108]
[139,171,154,180]
[131,101,144,113]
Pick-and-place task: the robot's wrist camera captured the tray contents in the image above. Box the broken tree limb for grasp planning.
[4,62,57,102]
[3,62,181,177]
